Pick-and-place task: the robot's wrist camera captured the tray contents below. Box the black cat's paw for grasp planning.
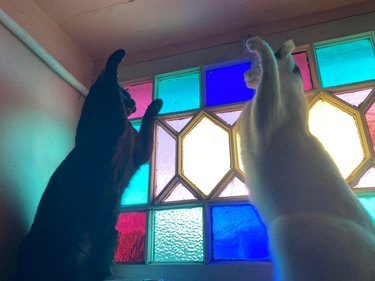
[105,49,127,77]
[147,99,163,117]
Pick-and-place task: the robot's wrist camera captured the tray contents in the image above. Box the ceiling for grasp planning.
[32,0,375,65]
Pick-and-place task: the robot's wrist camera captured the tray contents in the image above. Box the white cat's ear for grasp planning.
[275,40,295,58]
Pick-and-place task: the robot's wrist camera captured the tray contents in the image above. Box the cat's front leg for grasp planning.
[135,99,163,164]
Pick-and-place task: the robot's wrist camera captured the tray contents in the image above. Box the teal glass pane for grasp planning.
[212,204,269,261]
[315,37,375,87]
[121,164,149,206]
[153,207,203,262]
[121,122,149,206]
[358,197,375,221]
[156,68,200,114]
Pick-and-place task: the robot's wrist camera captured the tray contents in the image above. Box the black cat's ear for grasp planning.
[105,49,127,77]
[275,40,295,59]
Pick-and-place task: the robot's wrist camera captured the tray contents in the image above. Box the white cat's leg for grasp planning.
[245,38,288,141]
[269,214,375,281]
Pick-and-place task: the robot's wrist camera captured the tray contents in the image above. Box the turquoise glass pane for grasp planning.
[156,68,200,114]
[121,122,149,206]
[358,197,375,221]
[153,207,203,262]
[205,61,255,106]
[212,204,269,261]
[315,37,375,87]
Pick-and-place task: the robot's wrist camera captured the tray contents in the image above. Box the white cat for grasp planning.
[237,37,375,281]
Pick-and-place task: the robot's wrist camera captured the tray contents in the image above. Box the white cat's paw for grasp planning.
[246,37,269,53]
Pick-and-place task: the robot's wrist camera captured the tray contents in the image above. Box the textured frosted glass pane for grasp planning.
[219,177,250,198]
[122,81,153,120]
[182,116,230,195]
[315,38,375,87]
[235,130,245,173]
[153,207,203,262]
[154,125,176,197]
[216,110,242,126]
[156,69,200,114]
[115,212,146,263]
[212,205,269,260]
[365,102,375,152]
[355,167,375,188]
[205,61,255,106]
[358,197,375,221]
[121,164,149,206]
[166,117,192,132]
[336,89,372,107]
[164,183,196,202]
[309,99,364,178]
[292,52,313,91]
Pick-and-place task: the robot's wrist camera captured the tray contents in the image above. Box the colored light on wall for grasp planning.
[155,68,200,114]
[211,205,269,261]
[153,207,204,262]
[122,81,153,120]
[115,212,146,263]
[315,37,375,87]
[205,61,255,107]
[292,52,313,91]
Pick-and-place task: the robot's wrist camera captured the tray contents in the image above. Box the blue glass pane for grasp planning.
[358,196,375,221]
[156,68,200,114]
[212,204,269,261]
[205,61,255,107]
[315,37,375,88]
[121,122,149,206]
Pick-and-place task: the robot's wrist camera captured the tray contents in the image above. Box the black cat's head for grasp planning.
[120,87,136,116]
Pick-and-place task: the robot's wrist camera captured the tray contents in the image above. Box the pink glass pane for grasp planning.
[219,177,250,198]
[166,117,192,132]
[115,212,146,263]
[164,183,197,202]
[365,102,375,152]
[335,89,372,107]
[154,125,176,197]
[216,110,242,126]
[293,52,313,91]
[122,81,153,120]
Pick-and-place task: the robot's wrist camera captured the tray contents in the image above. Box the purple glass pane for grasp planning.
[292,52,313,91]
[122,82,153,120]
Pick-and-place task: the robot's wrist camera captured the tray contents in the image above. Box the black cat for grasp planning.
[15,49,163,281]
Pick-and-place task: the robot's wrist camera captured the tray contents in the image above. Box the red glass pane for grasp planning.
[122,82,153,120]
[365,102,375,153]
[114,212,146,263]
[293,52,313,91]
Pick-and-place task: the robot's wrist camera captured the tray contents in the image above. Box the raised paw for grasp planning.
[104,49,127,78]
[246,37,273,57]
[146,98,163,117]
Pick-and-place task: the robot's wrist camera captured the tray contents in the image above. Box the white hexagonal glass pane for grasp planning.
[309,99,364,179]
[182,116,230,195]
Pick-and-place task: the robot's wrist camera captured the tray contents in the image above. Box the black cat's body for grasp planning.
[15,50,162,281]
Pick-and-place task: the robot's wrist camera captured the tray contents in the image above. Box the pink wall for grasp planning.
[0,23,85,280]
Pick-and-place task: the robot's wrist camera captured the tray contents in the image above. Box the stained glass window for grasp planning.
[205,61,255,106]
[155,68,200,114]
[153,207,204,262]
[315,37,375,88]
[212,205,269,261]
[115,212,146,263]
[116,33,375,269]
